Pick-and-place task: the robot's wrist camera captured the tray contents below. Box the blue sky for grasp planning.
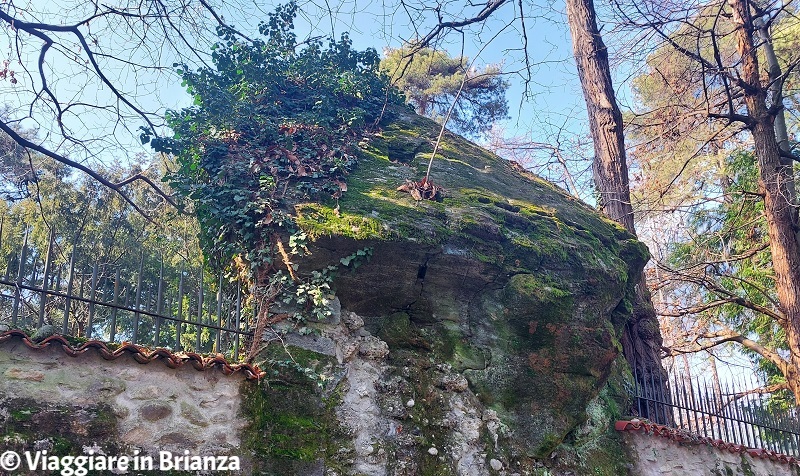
[9,0,628,199]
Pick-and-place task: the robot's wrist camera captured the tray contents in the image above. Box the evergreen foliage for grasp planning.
[665,151,793,407]
[380,43,509,138]
[145,1,402,274]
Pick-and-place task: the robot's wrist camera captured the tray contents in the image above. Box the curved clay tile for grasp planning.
[0,329,265,380]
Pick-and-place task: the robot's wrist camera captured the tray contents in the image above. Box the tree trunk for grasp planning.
[565,0,667,409]
[730,0,800,404]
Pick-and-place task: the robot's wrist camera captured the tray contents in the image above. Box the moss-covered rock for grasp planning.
[0,397,121,474]
[240,370,351,475]
[255,107,647,474]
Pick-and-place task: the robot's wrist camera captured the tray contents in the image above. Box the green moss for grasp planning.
[240,354,350,475]
[298,107,642,283]
[1,398,120,461]
[502,274,575,348]
[51,435,74,455]
[10,409,33,421]
[296,203,389,240]
[739,453,756,476]
[536,434,562,456]
[377,312,432,350]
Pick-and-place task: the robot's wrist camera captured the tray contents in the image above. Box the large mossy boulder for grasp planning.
[248,107,646,475]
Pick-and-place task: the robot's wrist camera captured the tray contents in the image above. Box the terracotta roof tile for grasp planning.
[615,420,799,466]
[0,330,265,380]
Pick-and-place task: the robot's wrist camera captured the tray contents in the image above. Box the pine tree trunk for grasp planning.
[565,0,667,409]
[730,0,800,404]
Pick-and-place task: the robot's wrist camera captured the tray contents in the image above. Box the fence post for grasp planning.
[62,242,77,335]
[11,227,29,326]
[176,270,184,351]
[154,258,164,347]
[109,268,120,341]
[132,252,144,344]
[234,282,241,359]
[196,277,203,352]
[85,262,98,338]
[37,229,55,327]
[216,272,223,353]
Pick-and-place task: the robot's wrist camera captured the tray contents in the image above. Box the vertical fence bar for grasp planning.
[725,381,741,447]
[196,278,204,352]
[165,295,173,347]
[718,384,736,443]
[657,365,670,426]
[154,259,164,347]
[679,372,691,433]
[684,374,695,433]
[38,229,55,327]
[62,244,77,335]
[216,272,223,352]
[11,227,29,326]
[696,377,707,437]
[779,412,789,454]
[679,372,694,434]
[786,412,798,455]
[670,373,683,430]
[109,268,120,342]
[647,367,659,424]
[132,253,144,344]
[176,270,184,351]
[695,378,707,436]
[29,252,38,288]
[703,381,722,439]
[731,376,750,448]
[742,376,759,449]
[234,282,241,359]
[85,262,98,338]
[633,358,643,417]
[144,284,153,343]
[785,412,798,455]
[755,390,771,452]
[759,387,780,453]
[768,402,782,454]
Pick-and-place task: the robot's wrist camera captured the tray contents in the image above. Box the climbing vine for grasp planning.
[142,1,402,358]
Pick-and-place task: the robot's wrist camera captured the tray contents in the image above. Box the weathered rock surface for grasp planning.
[248,108,647,474]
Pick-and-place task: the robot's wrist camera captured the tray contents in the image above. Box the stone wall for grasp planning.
[0,335,249,470]
[621,429,800,476]
[5,331,800,476]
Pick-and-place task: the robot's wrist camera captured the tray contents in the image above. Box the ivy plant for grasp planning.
[143,1,402,358]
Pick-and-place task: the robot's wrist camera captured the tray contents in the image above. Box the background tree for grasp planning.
[614,0,800,401]
[380,43,509,137]
[655,150,794,404]
[565,0,666,393]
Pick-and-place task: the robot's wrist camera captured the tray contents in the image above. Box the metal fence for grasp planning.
[0,225,253,361]
[632,360,800,456]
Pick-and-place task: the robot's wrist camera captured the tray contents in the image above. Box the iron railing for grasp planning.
[0,225,253,361]
[632,360,800,456]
